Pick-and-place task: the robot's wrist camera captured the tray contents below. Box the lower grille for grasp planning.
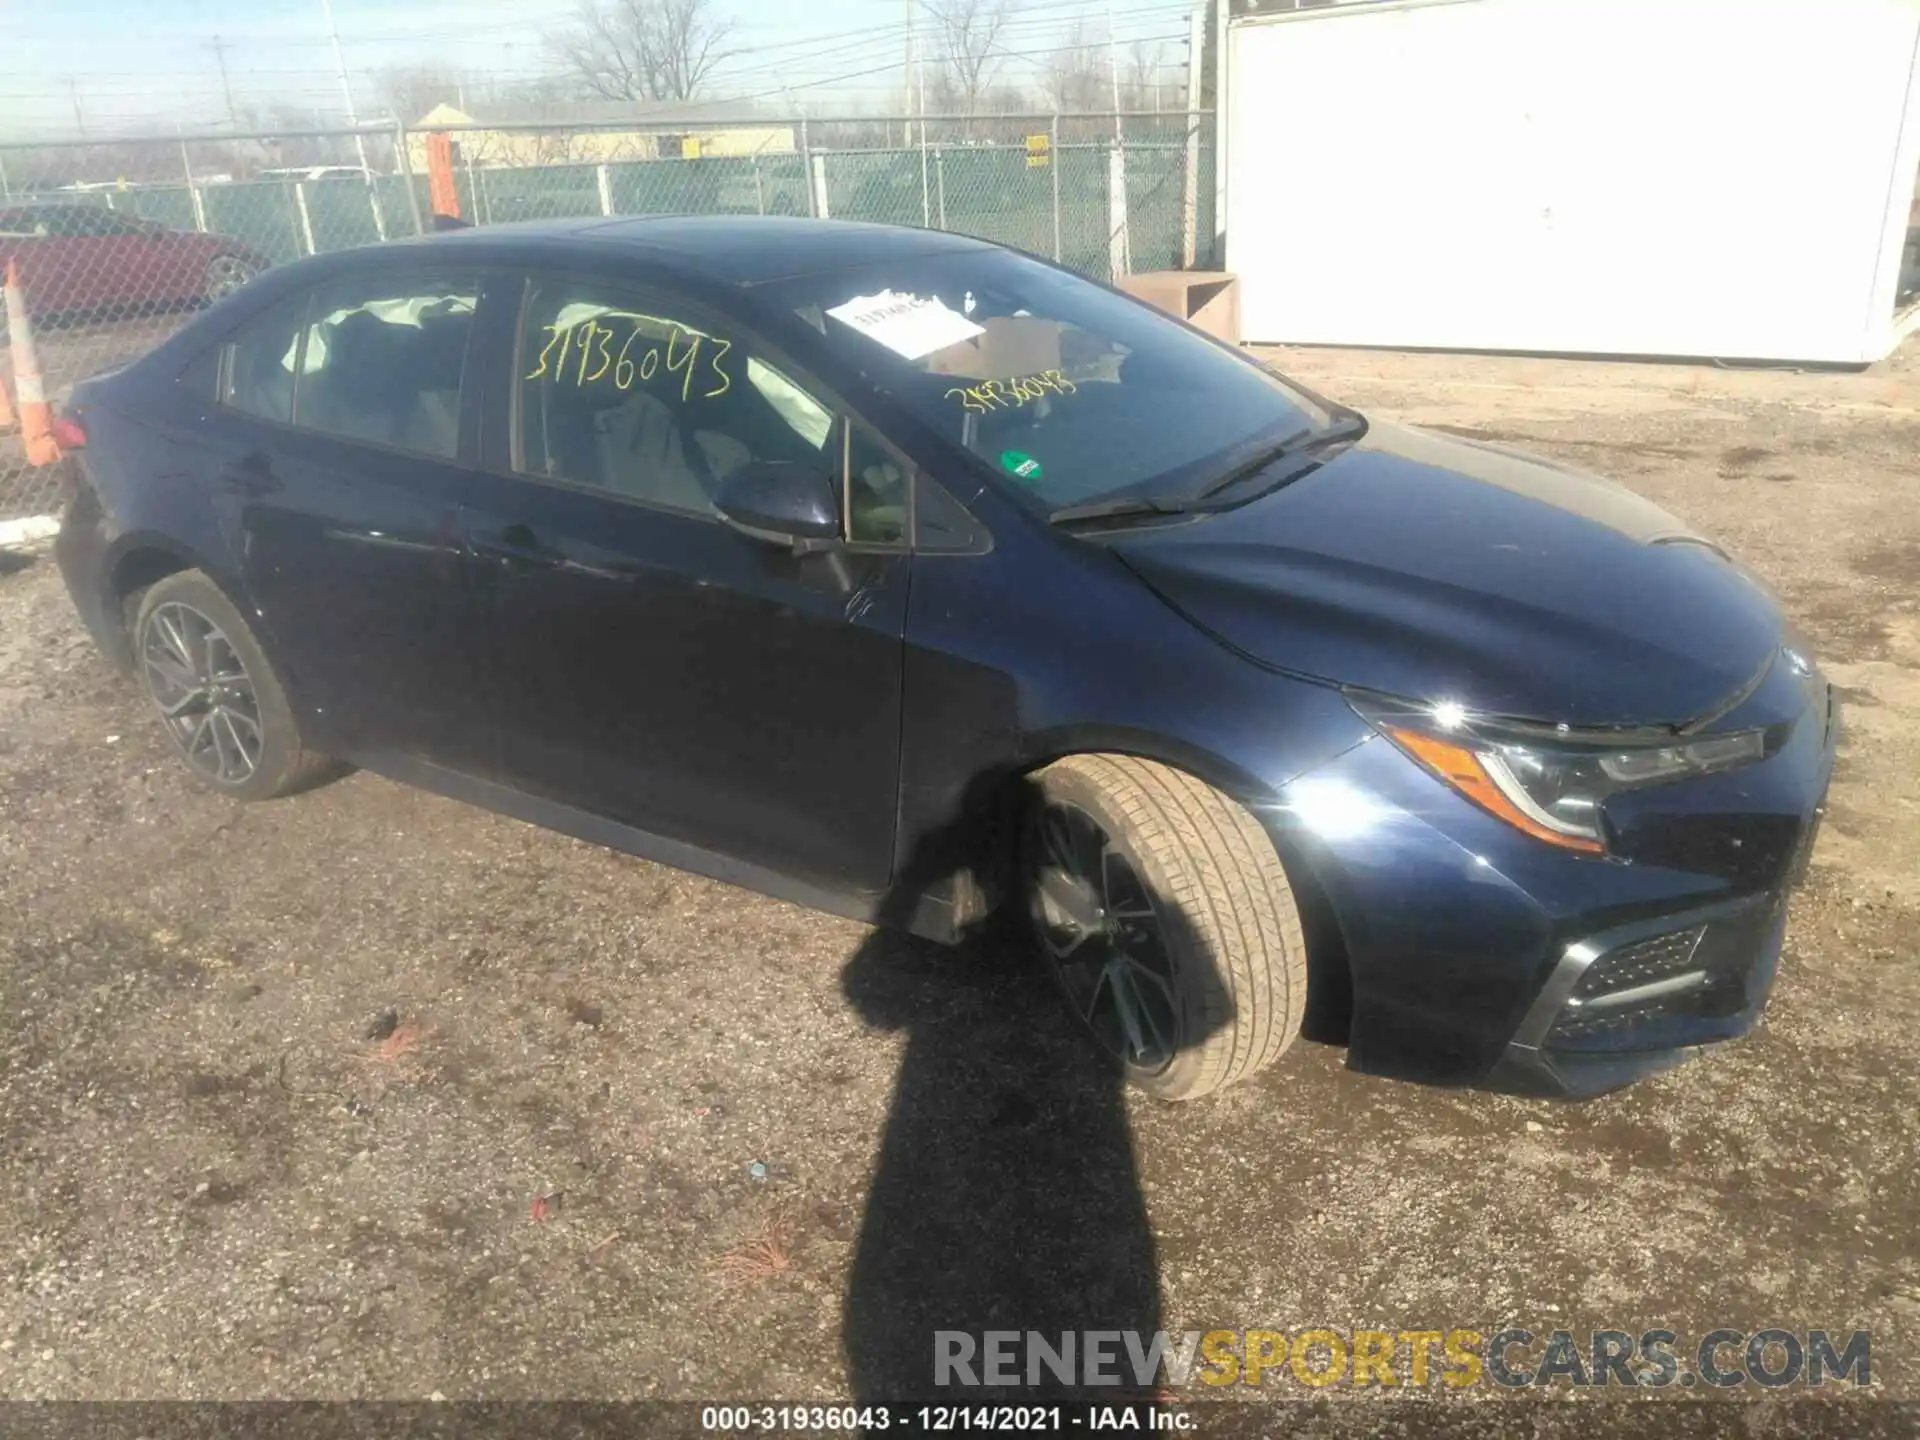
[1571,925,1706,1000]
[1546,904,1780,1053]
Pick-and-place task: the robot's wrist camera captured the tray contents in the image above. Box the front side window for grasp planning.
[516,279,837,518]
[293,277,476,459]
[766,249,1337,515]
[845,422,908,545]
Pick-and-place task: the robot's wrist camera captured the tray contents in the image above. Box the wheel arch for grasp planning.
[99,534,229,670]
[957,729,1358,1045]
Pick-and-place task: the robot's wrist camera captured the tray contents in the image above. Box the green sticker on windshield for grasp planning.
[1000,450,1044,483]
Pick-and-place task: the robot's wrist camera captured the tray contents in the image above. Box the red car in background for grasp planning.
[0,202,267,322]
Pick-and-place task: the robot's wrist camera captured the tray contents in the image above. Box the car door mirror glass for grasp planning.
[714,461,840,547]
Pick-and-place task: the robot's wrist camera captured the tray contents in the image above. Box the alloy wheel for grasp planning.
[140,601,264,787]
[1030,801,1181,1074]
[204,255,256,302]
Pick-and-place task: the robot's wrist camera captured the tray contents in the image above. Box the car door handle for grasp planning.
[472,523,564,573]
[217,455,282,496]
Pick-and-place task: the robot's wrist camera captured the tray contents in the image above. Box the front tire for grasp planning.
[134,570,329,801]
[1026,755,1307,1100]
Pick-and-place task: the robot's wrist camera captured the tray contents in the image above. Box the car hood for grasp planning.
[1107,421,1783,727]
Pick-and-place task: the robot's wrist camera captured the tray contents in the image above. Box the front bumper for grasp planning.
[1483,892,1790,1097]
[1265,672,1837,1098]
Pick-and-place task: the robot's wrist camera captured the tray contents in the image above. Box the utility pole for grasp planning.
[1182,6,1203,266]
[209,35,240,129]
[318,0,374,173]
[903,0,915,147]
[1105,0,1130,279]
[1211,0,1228,269]
[66,76,86,137]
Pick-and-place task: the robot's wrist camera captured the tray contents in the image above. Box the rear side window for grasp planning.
[293,277,477,459]
[218,295,307,423]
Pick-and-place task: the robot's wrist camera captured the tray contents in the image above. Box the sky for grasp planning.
[0,0,1198,140]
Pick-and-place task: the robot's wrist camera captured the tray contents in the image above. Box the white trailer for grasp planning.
[1223,0,1920,363]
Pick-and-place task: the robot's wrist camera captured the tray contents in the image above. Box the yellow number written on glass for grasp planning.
[664,325,701,403]
[703,337,732,398]
[945,369,1077,414]
[524,322,570,382]
[525,317,735,401]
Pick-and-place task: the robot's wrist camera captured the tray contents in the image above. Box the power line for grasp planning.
[0,0,1186,81]
[2,2,1195,139]
[664,27,1188,114]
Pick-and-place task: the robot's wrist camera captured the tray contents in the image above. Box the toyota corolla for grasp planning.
[52,216,1835,1100]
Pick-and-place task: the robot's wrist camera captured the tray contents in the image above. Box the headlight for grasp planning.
[1348,692,1771,854]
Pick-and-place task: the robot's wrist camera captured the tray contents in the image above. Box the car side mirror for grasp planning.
[714,461,840,550]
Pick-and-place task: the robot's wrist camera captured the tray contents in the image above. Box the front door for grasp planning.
[463,274,910,894]
[200,270,498,776]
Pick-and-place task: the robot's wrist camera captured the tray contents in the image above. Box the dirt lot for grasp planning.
[0,340,1916,1416]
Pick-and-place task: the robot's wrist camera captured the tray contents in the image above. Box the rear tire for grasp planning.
[1025,754,1307,1100]
[133,570,331,801]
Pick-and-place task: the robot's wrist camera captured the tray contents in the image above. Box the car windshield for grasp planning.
[763,248,1334,512]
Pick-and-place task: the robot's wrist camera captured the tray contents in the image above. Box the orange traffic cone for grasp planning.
[3,261,59,466]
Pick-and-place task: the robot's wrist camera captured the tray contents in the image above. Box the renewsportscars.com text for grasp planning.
[934,1327,1872,1389]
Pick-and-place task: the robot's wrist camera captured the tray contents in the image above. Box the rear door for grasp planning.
[198,268,501,776]
[460,271,911,893]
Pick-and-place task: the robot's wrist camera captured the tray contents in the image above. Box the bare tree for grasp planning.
[370,64,469,124]
[1120,40,1166,112]
[260,108,347,167]
[924,0,1014,117]
[546,0,737,103]
[1038,21,1111,115]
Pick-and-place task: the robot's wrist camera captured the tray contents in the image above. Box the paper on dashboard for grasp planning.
[826,289,985,361]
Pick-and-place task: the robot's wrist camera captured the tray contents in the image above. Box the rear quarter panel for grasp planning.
[61,345,254,669]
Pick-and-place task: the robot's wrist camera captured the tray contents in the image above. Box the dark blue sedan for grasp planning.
[52,217,1836,1100]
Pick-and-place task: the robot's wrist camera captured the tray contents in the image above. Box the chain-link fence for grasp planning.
[0,111,1213,528]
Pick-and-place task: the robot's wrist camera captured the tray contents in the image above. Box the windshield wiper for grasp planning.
[1047,414,1369,530]
[1188,414,1370,504]
[1047,494,1192,528]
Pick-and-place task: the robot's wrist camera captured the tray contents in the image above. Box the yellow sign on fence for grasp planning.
[1025,133,1050,168]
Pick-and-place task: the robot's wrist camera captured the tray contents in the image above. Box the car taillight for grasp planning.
[51,413,86,450]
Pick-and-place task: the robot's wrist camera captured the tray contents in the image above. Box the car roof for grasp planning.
[389,214,999,287]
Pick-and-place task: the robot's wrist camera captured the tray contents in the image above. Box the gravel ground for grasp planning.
[0,340,1916,1417]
